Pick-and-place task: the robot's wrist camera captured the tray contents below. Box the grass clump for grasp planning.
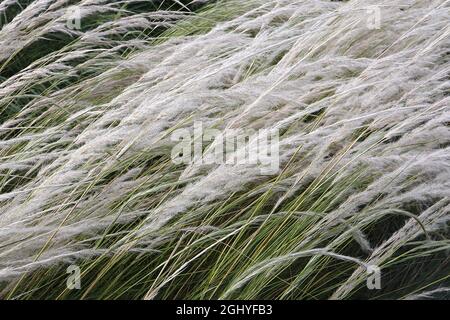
[0,0,449,300]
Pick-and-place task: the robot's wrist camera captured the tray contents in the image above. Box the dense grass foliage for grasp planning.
[0,0,449,299]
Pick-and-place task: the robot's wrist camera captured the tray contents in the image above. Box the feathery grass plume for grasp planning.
[0,0,449,299]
